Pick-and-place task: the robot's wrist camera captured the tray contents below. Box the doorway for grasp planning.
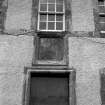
[29,72,69,105]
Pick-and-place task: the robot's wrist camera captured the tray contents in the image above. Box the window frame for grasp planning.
[0,0,7,32]
[98,0,105,6]
[31,0,71,33]
[98,0,105,34]
[32,36,68,66]
[31,0,71,65]
[37,0,65,32]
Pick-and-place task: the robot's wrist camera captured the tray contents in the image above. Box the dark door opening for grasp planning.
[29,72,69,105]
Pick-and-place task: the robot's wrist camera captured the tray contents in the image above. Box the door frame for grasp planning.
[23,66,76,105]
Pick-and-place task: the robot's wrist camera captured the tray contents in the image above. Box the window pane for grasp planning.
[40,14,47,21]
[0,19,2,25]
[48,0,55,3]
[0,3,2,7]
[99,6,105,13]
[56,0,63,4]
[48,22,55,30]
[99,23,105,31]
[56,22,63,30]
[100,17,105,22]
[56,15,63,21]
[100,33,105,38]
[99,2,104,5]
[48,4,55,12]
[38,38,64,61]
[39,22,46,30]
[0,14,3,24]
[99,15,105,22]
[56,4,63,12]
[40,4,47,11]
[48,15,55,21]
[40,0,47,3]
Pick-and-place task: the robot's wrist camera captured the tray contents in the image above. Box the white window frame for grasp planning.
[37,0,65,32]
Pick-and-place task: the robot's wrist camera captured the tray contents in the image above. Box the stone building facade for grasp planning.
[0,0,105,105]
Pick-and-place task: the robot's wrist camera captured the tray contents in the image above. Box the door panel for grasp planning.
[29,73,69,105]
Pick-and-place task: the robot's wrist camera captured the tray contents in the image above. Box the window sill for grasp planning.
[37,31,66,37]
[100,31,105,33]
[32,60,67,66]
[99,13,105,15]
